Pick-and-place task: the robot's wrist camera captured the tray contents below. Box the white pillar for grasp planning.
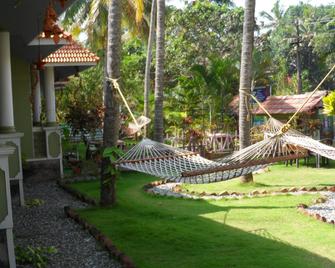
[33,70,42,125]
[0,32,15,133]
[44,66,57,126]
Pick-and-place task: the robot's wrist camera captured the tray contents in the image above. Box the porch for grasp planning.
[0,1,98,267]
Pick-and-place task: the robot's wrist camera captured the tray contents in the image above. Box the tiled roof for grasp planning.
[229,91,327,115]
[253,91,327,115]
[43,42,99,65]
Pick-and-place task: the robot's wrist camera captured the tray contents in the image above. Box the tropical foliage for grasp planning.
[323,91,335,116]
[56,64,103,143]
[260,1,335,93]
[59,0,335,142]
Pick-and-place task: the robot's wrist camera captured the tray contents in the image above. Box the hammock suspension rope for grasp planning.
[107,64,335,184]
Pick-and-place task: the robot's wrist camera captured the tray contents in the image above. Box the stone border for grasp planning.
[60,175,98,184]
[60,180,137,267]
[144,180,335,199]
[297,202,335,225]
[64,206,136,268]
[178,185,335,198]
[143,180,167,191]
[58,181,98,206]
[145,181,335,225]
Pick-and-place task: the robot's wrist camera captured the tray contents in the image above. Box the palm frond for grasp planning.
[134,0,145,24]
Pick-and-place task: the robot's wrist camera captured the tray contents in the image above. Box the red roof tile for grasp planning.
[43,42,100,65]
[253,91,327,115]
[230,91,327,115]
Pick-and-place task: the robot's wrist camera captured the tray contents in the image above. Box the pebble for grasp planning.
[150,183,327,200]
[12,181,121,268]
[306,192,335,223]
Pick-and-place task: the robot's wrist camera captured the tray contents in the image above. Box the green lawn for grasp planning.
[184,163,335,194]
[70,170,335,268]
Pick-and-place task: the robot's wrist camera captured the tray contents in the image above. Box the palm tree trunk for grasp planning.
[295,19,302,94]
[100,0,122,206]
[144,0,156,137]
[238,0,255,183]
[153,0,165,143]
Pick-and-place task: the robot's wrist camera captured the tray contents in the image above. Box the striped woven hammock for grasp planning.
[117,118,335,184]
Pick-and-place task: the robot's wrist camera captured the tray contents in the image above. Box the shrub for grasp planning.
[15,246,57,268]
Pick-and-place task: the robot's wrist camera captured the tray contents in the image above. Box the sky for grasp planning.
[167,0,335,17]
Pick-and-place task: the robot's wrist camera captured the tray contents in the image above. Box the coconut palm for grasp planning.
[62,0,148,52]
[153,0,165,142]
[144,0,156,137]
[63,0,147,205]
[238,0,256,183]
[260,0,284,33]
[100,0,122,206]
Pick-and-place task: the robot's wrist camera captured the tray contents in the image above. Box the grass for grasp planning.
[184,163,335,194]
[69,169,335,268]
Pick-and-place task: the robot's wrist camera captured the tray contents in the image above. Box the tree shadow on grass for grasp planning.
[74,172,335,268]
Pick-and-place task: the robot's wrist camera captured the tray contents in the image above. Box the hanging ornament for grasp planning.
[30,65,40,104]
[64,32,73,42]
[42,2,66,44]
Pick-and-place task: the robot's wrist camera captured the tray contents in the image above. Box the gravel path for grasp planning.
[306,192,335,223]
[12,181,122,268]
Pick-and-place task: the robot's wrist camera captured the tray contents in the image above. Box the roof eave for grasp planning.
[43,62,98,67]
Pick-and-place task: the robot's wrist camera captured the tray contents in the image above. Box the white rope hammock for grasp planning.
[112,64,335,184]
[117,118,335,184]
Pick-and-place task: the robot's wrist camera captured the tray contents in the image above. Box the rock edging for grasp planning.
[64,206,136,268]
[144,181,335,200]
[60,182,137,268]
[58,181,98,206]
[297,201,335,225]
[145,181,335,225]
[177,185,335,198]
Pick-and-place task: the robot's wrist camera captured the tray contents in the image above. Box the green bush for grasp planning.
[323,91,335,115]
[15,246,57,268]
[25,198,45,208]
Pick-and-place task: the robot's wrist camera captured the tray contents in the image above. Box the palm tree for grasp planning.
[62,0,147,52]
[153,0,165,142]
[63,0,146,206]
[260,0,284,33]
[100,0,122,206]
[238,0,256,183]
[144,0,156,137]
